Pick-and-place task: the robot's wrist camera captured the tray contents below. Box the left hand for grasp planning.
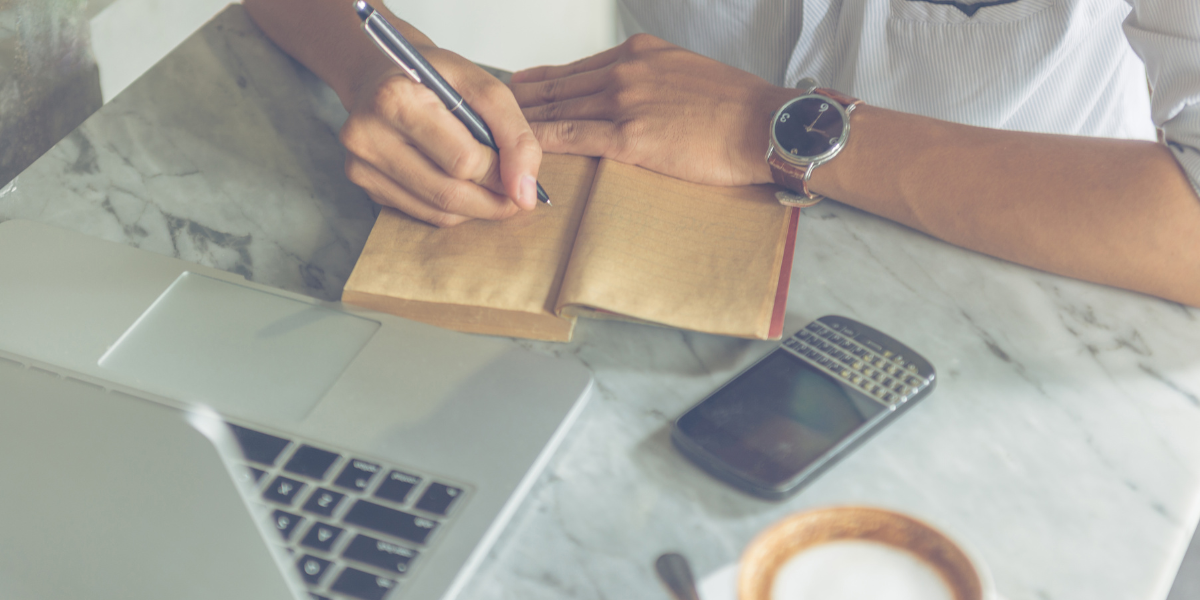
[510,34,796,187]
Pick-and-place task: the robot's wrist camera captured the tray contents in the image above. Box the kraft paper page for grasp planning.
[342,153,596,338]
[557,159,790,339]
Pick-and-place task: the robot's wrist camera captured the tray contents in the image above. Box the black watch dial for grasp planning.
[772,95,848,161]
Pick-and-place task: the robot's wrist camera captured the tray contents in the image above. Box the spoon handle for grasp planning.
[656,552,702,600]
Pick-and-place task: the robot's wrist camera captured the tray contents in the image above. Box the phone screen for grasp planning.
[676,349,887,487]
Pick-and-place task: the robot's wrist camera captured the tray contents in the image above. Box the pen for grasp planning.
[354,0,551,205]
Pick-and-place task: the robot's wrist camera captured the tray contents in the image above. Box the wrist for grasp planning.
[335,11,438,110]
[805,103,880,200]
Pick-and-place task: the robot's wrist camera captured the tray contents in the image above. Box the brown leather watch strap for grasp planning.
[768,150,816,199]
[768,151,823,207]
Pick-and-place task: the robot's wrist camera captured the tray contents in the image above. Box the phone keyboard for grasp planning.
[782,318,934,407]
[225,422,469,600]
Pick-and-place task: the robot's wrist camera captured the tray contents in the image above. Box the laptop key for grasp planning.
[297,554,332,585]
[415,483,462,516]
[301,522,344,553]
[263,476,306,506]
[330,567,398,600]
[335,459,382,492]
[227,423,290,466]
[284,445,341,480]
[272,509,304,541]
[343,500,438,545]
[374,470,421,504]
[343,534,418,575]
[302,488,346,517]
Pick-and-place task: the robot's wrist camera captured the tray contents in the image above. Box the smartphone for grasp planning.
[671,315,936,500]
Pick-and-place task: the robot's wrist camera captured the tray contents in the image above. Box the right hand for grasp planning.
[339,42,543,227]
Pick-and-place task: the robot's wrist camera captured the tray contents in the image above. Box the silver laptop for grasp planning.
[0,219,593,600]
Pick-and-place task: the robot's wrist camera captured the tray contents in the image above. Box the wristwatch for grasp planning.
[766,78,862,207]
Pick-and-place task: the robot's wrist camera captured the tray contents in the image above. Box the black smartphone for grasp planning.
[671,315,936,500]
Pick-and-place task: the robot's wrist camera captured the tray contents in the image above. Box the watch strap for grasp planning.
[813,87,860,110]
[768,151,824,207]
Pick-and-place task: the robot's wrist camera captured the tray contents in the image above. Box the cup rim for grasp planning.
[737,505,989,600]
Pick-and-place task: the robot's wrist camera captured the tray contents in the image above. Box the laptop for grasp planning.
[0,219,594,600]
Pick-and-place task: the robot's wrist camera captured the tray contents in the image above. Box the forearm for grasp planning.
[243,0,424,108]
[804,105,1200,307]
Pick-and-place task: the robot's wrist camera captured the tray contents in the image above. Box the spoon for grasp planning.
[655,552,702,600]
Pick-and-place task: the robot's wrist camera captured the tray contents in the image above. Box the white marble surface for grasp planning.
[3,7,1200,600]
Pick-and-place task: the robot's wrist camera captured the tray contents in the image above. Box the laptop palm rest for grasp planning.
[98,272,380,422]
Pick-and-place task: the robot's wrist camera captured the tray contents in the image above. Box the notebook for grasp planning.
[0,219,594,600]
[343,154,798,342]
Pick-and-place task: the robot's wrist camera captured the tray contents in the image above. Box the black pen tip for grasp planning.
[536,182,551,205]
[353,1,373,21]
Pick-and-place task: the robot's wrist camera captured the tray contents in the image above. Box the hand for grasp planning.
[510,34,796,187]
[339,39,543,227]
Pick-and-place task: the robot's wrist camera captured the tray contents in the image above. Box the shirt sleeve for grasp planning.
[1123,0,1200,198]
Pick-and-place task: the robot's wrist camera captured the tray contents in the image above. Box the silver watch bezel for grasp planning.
[767,92,853,169]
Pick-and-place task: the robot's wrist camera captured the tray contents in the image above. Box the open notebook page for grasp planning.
[556,159,792,339]
[342,154,596,340]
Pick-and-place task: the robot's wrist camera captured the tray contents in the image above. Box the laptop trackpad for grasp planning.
[99,272,379,422]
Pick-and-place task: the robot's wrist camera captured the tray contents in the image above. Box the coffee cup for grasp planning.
[738,506,993,600]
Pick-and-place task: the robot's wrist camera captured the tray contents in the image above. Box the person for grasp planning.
[242,0,1200,308]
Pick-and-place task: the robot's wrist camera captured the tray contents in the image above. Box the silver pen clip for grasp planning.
[363,16,421,84]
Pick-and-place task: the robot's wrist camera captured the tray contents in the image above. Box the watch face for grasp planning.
[771,95,849,162]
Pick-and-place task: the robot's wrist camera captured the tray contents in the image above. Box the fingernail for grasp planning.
[521,175,537,208]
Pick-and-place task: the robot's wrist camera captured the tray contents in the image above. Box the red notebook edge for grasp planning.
[768,208,800,339]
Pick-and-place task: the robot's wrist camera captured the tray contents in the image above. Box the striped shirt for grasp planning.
[617,0,1200,194]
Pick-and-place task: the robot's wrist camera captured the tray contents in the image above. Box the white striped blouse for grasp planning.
[617,0,1200,194]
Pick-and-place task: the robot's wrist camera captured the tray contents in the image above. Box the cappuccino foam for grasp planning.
[771,540,954,600]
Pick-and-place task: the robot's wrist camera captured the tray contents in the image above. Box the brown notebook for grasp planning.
[342,154,798,342]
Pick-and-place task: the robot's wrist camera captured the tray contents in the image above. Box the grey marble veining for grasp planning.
[0,9,375,301]
[3,6,1200,600]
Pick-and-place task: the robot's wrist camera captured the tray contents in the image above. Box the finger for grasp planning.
[417,123,508,198]
[509,68,611,110]
[386,143,517,220]
[528,120,622,158]
[349,66,511,190]
[346,155,471,227]
[461,76,544,210]
[343,100,507,200]
[510,45,623,84]
[344,57,534,215]
[345,144,521,223]
[520,93,615,124]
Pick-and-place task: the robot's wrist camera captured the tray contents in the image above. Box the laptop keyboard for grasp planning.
[225,422,469,600]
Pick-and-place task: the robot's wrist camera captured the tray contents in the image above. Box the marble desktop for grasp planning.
[3,7,1200,600]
